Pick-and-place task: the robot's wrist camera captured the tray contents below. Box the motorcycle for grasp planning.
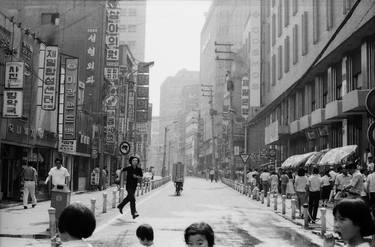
[175,181,183,196]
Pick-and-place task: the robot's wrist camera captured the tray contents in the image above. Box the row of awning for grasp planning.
[281,145,358,169]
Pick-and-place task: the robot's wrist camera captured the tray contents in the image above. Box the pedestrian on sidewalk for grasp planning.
[184,222,215,247]
[22,161,38,209]
[344,163,364,199]
[270,171,279,194]
[321,170,332,207]
[117,156,143,219]
[209,168,215,183]
[45,157,70,189]
[286,172,295,199]
[57,202,96,247]
[323,199,375,247]
[260,169,271,196]
[280,172,289,195]
[294,168,308,218]
[307,167,321,223]
[366,168,375,215]
[136,224,155,246]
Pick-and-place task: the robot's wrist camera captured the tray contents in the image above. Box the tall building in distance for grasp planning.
[119,0,146,61]
[159,69,199,171]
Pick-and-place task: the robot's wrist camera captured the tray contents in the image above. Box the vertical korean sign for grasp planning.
[85,29,98,86]
[249,0,261,107]
[63,58,78,140]
[3,62,24,118]
[42,46,59,110]
[104,1,120,144]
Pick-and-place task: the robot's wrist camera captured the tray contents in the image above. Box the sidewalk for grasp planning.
[0,178,170,246]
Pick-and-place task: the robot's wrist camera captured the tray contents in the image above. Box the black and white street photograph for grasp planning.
[1,0,375,246]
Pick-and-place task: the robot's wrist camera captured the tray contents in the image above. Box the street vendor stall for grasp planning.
[281,152,316,170]
[318,145,358,167]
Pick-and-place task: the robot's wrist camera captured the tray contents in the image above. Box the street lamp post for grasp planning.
[162,126,168,177]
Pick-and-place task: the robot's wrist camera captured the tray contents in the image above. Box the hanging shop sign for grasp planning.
[58,139,77,154]
[106,109,116,143]
[3,90,23,118]
[5,62,24,88]
[41,46,59,110]
[248,0,261,108]
[62,58,79,140]
[85,28,98,85]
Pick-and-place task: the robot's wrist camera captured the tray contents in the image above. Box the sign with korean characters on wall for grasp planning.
[85,28,98,86]
[5,62,24,88]
[106,109,116,143]
[2,90,23,118]
[41,46,59,110]
[62,58,79,140]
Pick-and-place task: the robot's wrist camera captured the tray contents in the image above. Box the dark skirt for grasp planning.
[321,185,331,200]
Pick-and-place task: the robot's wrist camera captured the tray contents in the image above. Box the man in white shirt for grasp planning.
[45,157,70,188]
[367,157,374,172]
[260,170,271,196]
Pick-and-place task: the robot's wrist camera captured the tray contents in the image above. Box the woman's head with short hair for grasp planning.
[297,168,305,176]
[58,202,96,240]
[312,167,319,174]
[184,222,214,247]
[333,199,375,238]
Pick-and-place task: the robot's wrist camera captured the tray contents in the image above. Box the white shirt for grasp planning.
[308,174,321,192]
[321,175,331,186]
[367,172,375,193]
[260,172,270,182]
[48,166,70,185]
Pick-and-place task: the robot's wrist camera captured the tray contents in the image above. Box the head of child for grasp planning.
[58,202,96,242]
[184,222,214,247]
[333,199,375,244]
[136,224,154,246]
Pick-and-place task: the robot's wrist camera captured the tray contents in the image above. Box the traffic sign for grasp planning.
[366,88,375,117]
[367,122,375,147]
[240,154,249,163]
[119,141,131,155]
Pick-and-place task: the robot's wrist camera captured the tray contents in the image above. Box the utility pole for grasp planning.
[162,126,168,177]
[201,84,217,170]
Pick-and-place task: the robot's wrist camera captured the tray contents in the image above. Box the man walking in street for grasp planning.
[22,161,38,209]
[45,157,70,189]
[117,156,143,219]
[260,169,271,196]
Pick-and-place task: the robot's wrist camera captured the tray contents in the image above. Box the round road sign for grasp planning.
[119,141,131,155]
[367,122,375,148]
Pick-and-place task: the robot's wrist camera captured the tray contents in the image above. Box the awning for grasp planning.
[281,152,316,169]
[318,145,358,166]
[305,149,330,166]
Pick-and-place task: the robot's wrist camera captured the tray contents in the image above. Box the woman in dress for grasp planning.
[321,170,332,207]
[286,172,295,199]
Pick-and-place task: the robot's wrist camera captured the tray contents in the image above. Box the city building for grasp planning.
[247,0,375,168]
[199,0,250,172]
[119,0,146,61]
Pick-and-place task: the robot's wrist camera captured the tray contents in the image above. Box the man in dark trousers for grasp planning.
[117,156,143,219]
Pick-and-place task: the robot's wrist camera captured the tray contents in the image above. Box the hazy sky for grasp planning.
[145,0,211,116]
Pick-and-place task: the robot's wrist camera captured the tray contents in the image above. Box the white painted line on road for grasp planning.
[93,183,169,234]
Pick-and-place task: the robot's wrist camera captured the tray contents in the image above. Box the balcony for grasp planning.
[289,120,300,134]
[264,120,289,145]
[325,100,342,120]
[311,108,325,126]
[342,89,370,113]
[299,114,311,131]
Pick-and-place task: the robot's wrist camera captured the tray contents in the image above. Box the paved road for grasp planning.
[89,177,323,247]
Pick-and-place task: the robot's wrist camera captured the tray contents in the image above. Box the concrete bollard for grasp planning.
[102,193,107,213]
[282,195,286,215]
[136,184,140,197]
[291,199,296,219]
[119,187,124,202]
[112,189,117,208]
[48,207,56,238]
[267,192,271,207]
[320,208,327,235]
[90,198,96,215]
[273,194,278,211]
[261,190,265,204]
[303,203,309,229]
[140,183,144,195]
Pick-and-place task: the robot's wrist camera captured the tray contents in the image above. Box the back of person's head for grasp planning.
[297,168,305,176]
[136,224,154,241]
[58,202,96,240]
[324,170,330,176]
[184,222,214,247]
[337,166,343,173]
[333,199,375,237]
[312,167,319,174]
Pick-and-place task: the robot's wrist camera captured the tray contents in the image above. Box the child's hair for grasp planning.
[333,199,375,237]
[136,224,154,241]
[184,222,214,247]
[58,202,96,239]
